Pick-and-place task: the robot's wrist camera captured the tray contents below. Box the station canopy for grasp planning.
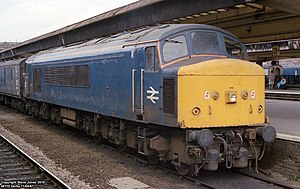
[1,0,300,62]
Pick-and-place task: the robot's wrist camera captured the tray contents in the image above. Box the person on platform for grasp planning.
[268,69,275,89]
[276,77,287,89]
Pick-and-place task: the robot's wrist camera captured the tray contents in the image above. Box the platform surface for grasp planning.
[266,99,300,140]
[265,88,300,94]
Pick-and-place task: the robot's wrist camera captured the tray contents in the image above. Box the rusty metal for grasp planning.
[246,129,257,140]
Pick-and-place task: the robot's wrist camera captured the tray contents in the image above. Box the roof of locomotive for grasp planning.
[26,24,239,64]
[0,58,26,66]
[138,24,237,41]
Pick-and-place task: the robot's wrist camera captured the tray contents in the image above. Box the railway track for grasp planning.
[0,107,296,189]
[172,167,296,189]
[99,140,296,189]
[168,166,297,189]
[265,91,300,101]
[0,134,71,189]
[237,169,298,189]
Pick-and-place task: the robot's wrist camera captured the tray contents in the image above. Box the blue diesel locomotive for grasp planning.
[0,24,276,175]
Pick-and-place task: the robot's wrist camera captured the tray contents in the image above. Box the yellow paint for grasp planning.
[177,58,265,128]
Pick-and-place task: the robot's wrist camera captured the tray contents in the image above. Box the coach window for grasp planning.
[10,68,13,81]
[33,68,41,92]
[146,46,159,72]
[163,35,188,63]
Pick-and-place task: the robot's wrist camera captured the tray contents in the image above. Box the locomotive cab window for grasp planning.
[163,35,188,63]
[192,31,221,55]
[224,37,246,60]
[145,46,159,72]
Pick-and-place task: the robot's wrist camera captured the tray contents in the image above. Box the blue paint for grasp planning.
[0,59,25,98]
[1,24,248,127]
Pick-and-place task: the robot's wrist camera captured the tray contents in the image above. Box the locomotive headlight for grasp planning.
[230,94,237,102]
[226,91,237,103]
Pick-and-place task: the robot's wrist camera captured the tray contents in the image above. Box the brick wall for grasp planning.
[260,139,300,180]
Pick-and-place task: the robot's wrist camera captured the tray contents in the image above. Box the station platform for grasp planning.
[266,88,300,95]
[266,99,300,142]
[265,87,300,101]
[262,99,300,180]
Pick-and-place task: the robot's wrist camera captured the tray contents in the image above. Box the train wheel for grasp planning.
[117,141,127,152]
[59,123,66,130]
[175,163,193,176]
[93,133,103,143]
[147,153,159,165]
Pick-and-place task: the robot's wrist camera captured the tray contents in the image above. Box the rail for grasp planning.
[0,134,71,189]
[97,138,295,189]
[238,169,298,189]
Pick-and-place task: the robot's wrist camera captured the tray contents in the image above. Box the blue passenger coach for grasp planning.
[0,58,25,105]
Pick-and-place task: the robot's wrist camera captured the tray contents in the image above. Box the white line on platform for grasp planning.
[265,91,300,95]
[109,177,149,189]
[276,133,300,143]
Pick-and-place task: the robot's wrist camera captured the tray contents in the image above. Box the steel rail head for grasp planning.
[0,133,72,189]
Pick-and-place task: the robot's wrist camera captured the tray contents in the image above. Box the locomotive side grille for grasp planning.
[163,78,176,114]
[45,65,89,87]
[33,68,41,92]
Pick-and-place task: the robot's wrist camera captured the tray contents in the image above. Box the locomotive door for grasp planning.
[132,48,143,115]
[132,46,161,122]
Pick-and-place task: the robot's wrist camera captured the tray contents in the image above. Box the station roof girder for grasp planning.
[258,0,300,16]
[248,49,300,62]
[166,2,300,43]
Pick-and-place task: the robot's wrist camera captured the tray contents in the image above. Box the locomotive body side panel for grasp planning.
[134,45,163,124]
[26,51,137,120]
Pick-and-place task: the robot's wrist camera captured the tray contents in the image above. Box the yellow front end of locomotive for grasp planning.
[177,59,265,128]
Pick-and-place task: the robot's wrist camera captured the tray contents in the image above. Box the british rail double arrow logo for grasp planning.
[147,86,159,104]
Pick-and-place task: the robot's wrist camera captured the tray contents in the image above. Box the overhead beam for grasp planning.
[227,16,300,43]
[258,0,300,15]
[248,49,300,62]
[176,6,300,44]
[174,4,272,25]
